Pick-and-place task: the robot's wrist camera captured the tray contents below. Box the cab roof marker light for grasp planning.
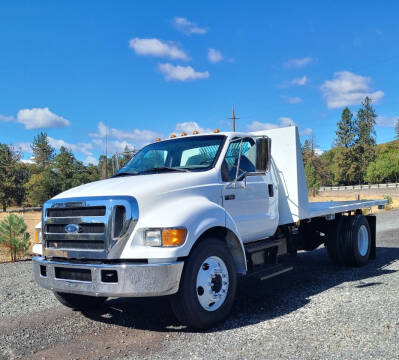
[181,132,187,136]
[193,130,199,135]
[170,134,177,138]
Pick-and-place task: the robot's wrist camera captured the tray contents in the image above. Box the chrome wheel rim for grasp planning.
[357,224,369,256]
[196,256,229,311]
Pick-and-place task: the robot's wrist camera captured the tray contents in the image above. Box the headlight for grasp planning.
[34,228,42,244]
[144,229,162,247]
[144,228,186,247]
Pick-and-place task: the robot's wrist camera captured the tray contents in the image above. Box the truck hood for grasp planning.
[53,171,217,202]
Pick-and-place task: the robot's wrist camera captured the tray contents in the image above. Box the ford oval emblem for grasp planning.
[65,224,80,234]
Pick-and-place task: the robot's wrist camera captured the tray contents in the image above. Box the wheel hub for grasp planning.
[357,224,369,256]
[196,256,229,311]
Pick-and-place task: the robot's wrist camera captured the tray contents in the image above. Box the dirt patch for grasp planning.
[30,327,165,360]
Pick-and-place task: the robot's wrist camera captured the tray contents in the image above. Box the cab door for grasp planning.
[221,138,276,243]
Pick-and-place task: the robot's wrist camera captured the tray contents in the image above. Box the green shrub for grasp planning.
[383,195,393,210]
[0,214,30,262]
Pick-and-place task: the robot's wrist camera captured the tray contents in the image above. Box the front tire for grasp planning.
[53,292,107,311]
[170,238,237,329]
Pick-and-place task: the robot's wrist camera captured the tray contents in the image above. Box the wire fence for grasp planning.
[319,183,399,192]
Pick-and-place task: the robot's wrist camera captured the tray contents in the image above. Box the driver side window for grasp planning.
[222,138,256,182]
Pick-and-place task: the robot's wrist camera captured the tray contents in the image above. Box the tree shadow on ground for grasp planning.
[83,242,399,333]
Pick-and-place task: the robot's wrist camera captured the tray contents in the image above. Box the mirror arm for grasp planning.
[234,139,243,188]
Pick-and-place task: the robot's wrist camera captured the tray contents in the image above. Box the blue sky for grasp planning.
[1,1,398,163]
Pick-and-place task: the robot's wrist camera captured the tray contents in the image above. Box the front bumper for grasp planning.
[33,256,184,297]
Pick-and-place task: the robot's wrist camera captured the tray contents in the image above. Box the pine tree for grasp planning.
[31,132,55,168]
[0,144,20,211]
[395,119,399,140]
[354,97,377,184]
[335,107,355,148]
[356,97,377,145]
[0,214,30,262]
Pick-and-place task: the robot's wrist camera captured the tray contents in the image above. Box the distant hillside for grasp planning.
[376,139,399,153]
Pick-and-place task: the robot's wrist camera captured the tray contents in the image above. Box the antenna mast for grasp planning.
[228,105,240,132]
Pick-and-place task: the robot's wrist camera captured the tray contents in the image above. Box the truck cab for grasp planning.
[32,126,386,329]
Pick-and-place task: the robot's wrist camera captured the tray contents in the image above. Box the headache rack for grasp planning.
[42,196,139,259]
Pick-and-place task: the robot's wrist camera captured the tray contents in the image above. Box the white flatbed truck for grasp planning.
[32,126,387,328]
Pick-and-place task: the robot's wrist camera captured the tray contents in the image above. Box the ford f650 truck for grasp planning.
[32,126,387,329]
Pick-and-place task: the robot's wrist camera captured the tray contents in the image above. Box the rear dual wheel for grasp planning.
[326,215,371,267]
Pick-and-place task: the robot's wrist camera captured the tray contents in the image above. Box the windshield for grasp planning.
[115,135,226,176]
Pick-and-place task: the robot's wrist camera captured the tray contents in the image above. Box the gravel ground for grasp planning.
[1,210,398,360]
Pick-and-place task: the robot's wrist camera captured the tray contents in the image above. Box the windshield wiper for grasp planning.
[112,171,139,178]
[139,167,190,174]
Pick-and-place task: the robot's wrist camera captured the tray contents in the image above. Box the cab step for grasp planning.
[244,238,281,254]
[248,264,293,280]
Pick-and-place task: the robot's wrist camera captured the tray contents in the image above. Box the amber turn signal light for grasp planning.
[34,229,39,243]
[162,228,187,247]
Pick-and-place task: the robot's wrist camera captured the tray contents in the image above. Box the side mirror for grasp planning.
[255,137,271,172]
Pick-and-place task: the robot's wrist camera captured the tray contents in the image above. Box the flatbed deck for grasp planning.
[307,199,387,218]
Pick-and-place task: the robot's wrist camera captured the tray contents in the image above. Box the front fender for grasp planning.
[121,196,245,262]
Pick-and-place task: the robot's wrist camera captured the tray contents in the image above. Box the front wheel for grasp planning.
[53,292,107,311]
[170,238,237,329]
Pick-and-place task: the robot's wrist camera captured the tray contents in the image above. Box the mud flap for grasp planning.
[366,215,376,260]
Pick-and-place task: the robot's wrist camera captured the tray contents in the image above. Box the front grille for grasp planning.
[47,206,106,218]
[46,223,105,234]
[55,267,92,282]
[43,196,139,259]
[47,240,104,250]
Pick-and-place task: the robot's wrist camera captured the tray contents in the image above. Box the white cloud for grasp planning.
[0,114,14,122]
[16,107,70,129]
[174,121,212,134]
[83,156,99,166]
[158,63,210,81]
[20,158,35,164]
[247,117,296,132]
[207,48,223,63]
[321,71,384,108]
[89,122,160,144]
[129,38,189,60]
[279,76,307,88]
[247,121,279,132]
[13,142,31,153]
[173,17,207,35]
[291,76,307,86]
[299,128,313,136]
[284,57,314,68]
[287,97,303,104]
[92,138,137,154]
[48,137,93,156]
[376,116,399,128]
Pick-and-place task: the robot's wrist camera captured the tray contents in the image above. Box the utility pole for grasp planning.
[228,105,239,132]
[105,125,108,178]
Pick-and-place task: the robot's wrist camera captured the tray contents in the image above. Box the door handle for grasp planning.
[224,194,235,200]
